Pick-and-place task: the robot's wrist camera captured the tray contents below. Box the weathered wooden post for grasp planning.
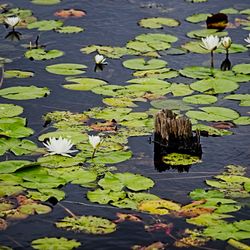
[154,109,202,171]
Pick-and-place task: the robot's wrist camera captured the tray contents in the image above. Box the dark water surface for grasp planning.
[0,0,250,249]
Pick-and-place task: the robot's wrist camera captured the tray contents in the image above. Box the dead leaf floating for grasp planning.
[54,9,86,18]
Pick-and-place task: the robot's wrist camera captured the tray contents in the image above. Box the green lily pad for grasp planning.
[0,185,24,197]
[186,107,239,122]
[151,99,192,111]
[25,48,64,60]
[63,77,108,91]
[115,172,154,191]
[133,68,178,79]
[189,189,224,200]
[126,40,158,53]
[216,44,248,54]
[103,97,137,107]
[232,64,250,75]
[220,8,239,14]
[0,138,37,156]
[139,17,180,28]
[56,26,84,33]
[186,29,228,39]
[123,58,167,70]
[46,63,87,75]
[19,203,51,215]
[31,237,81,250]
[87,188,126,204]
[28,188,65,202]
[190,78,239,94]
[91,151,132,164]
[98,172,124,191]
[4,70,34,78]
[183,94,217,104]
[71,170,97,185]
[37,155,83,168]
[165,83,194,96]
[224,94,250,106]
[56,216,116,234]
[0,160,33,174]
[163,153,201,166]
[240,9,250,15]
[27,20,63,31]
[186,13,211,23]
[0,86,50,100]
[0,104,23,118]
[179,66,218,79]
[233,117,250,125]
[135,33,178,43]
[193,124,233,136]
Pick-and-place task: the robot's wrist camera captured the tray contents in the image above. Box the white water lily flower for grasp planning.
[94,54,107,64]
[221,36,232,49]
[89,135,101,149]
[200,35,220,51]
[43,137,78,157]
[5,16,20,28]
[244,34,250,47]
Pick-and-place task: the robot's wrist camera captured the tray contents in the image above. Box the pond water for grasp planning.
[0,0,250,249]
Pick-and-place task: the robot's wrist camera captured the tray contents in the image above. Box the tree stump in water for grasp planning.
[154,109,202,171]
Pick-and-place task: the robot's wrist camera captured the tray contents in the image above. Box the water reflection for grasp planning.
[220,54,231,71]
[5,30,22,41]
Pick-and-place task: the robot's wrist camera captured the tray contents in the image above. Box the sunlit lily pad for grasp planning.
[55,26,84,33]
[220,8,239,14]
[27,20,63,31]
[186,13,211,23]
[186,107,239,122]
[31,0,61,4]
[91,151,132,164]
[186,29,228,39]
[0,185,24,197]
[183,94,217,104]
[103,97,137,107]
[56,216,116,234]
[31,237,81,250]
[180,66,216,79]
[165,83,194,96]
[233,117,250,125]
[25,48,64,60]
[46,63,87,75]
[4,70,34,78]
[139,199,181,215]
[232,64,250,75]
[135,33,178,43]
[133,68,178,79]
[139,17,180,28]
[0,104,23,118]
[163,153,201,166]
[123,58,167,70]
[28,189,65,202]
[63,77,108,91]
[0,86,50,100]
[190,78,239,94]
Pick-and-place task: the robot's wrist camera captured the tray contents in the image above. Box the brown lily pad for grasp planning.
[54,9,86,18]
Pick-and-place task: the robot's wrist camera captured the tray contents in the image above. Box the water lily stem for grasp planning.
[91,148,96,159]
[210,50,214,69]
[58,203,77,218]
[0,64,4,88]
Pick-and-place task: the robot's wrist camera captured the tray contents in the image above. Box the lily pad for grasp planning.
[0,104,23,118]
[91,151,132,164]
[151,99,192,111]
[25,48,64,60]
[187,29,228,39]
[123,58,167,70]
[4,70,34,78]
[193,124,233,136]
[27,20,63,31]
[183,94,217,104]
[165,83,194,96]
[190,78,239,94]
[139,199,181,215]
[0,86,50,100]
[135,33,178,44]
[133,68,178,79]
[46,63,87,75]
[55,26,84,33]
[63,78,108,91]
[31,237,81,250]
[186,13,211,23]
[224,94,250,106]
[179,66,216,79]
[233,117,250,125]
[186,107,239,122]
[56,216,116,234]
[139,17,180,28]
[232,64,250,75]
[103,97,137,107]
[28,189,65,202]
[163,153,201,166]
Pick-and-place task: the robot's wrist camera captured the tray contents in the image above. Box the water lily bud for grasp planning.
[221,36,232,49]
[94,54,107,64]
[89,135,101,149]
[4,16,20,28]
